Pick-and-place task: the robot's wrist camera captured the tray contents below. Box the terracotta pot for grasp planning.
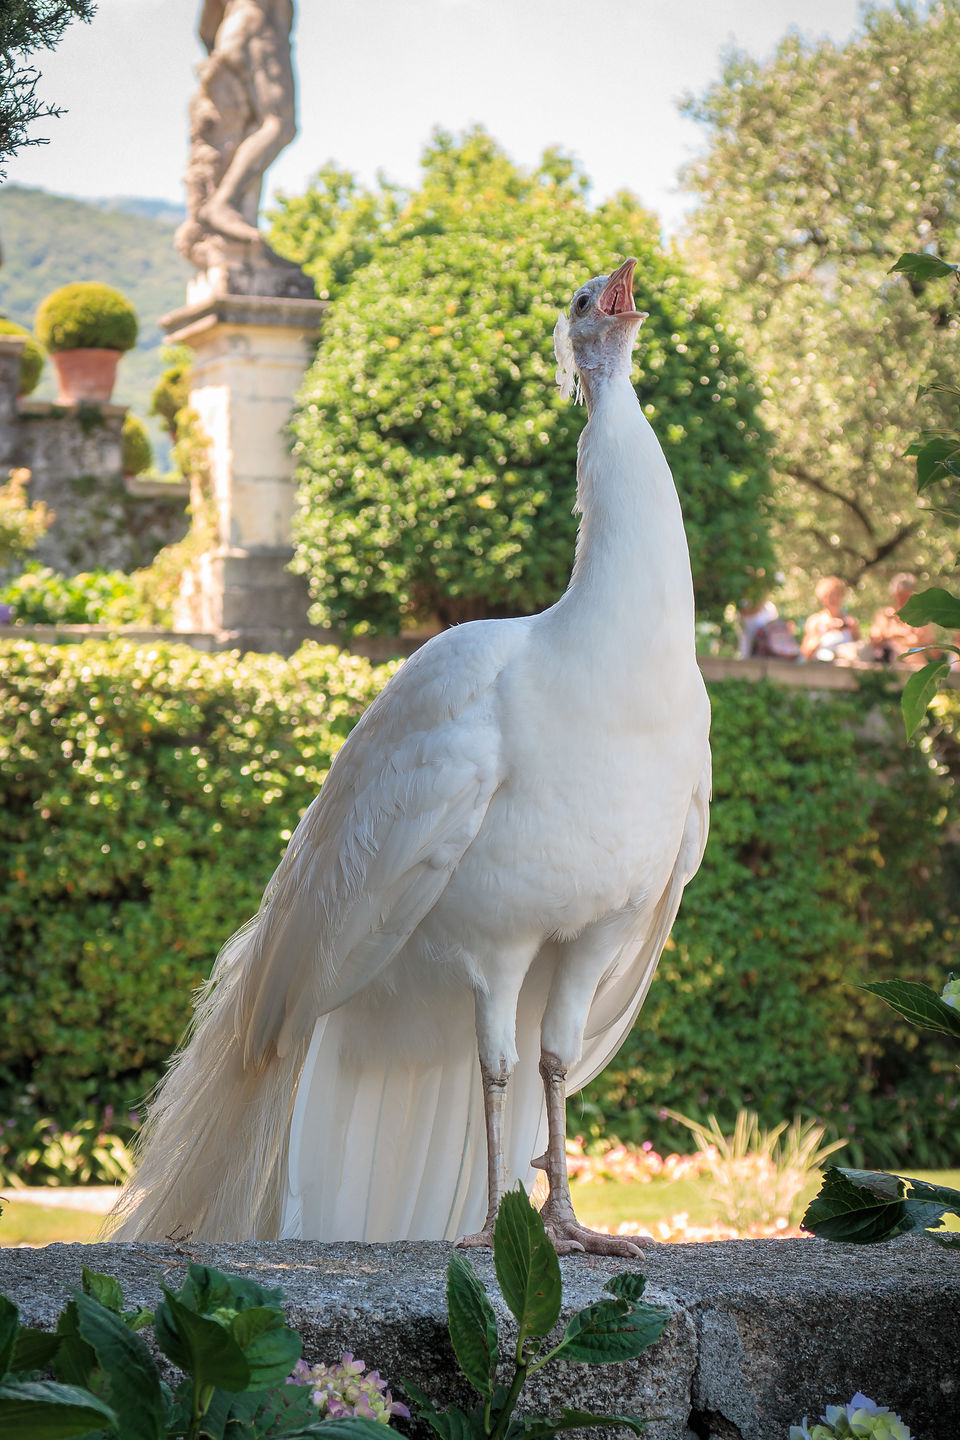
[51,347,121,404]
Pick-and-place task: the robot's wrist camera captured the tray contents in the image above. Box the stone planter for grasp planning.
[51,347,121,404]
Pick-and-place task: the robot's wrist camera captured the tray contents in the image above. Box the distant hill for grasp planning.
[0,185,192,432]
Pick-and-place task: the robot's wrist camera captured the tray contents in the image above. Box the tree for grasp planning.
[0,0,96,177]
[681,0,960,607]
[276,128,774,634]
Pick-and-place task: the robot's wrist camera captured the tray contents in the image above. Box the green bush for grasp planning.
[577,677,960,1169]
[121,411,152,476]
[34,281,138,353]
[286,130,774,632]
[149,355,191,440]
[0,639,395,1141]
[0,316,44,394]
[0,565,139,624]
[0,642,956,1171]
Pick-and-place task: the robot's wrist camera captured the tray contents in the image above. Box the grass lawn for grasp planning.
[2,1170,958,1247]
[571,1168,960,1238]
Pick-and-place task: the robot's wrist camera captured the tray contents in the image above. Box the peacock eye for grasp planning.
[575,294,590,313]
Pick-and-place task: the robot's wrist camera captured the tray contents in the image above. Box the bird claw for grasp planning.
[540,1201,645,1259]
[455,1224,496,1250]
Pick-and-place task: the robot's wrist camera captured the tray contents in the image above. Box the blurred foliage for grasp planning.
[0,564,139,623]
[0,1111,135,1187]
[273,127,775,631]
[0,639,395,1141]
[681,0,960,611]
[121,411,152,476]
[0,316,44,394]
[0,641,957,1172]
[149,350,192,442]
[578,676,960,1169]
[0,468,52,567]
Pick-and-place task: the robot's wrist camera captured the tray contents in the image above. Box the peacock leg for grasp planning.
[536,1049,643,1258]
[456,1060,509,1248]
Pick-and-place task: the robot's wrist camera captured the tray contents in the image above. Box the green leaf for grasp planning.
[889,252,959,280]
[802,1166,949,1243]
[228,1306,301,1390]
[916,382,960,404]
[0,1294,18,1377]
[11,1329,61,1376]
[74,1290,167,1440]
[401,1381,477,1440]
[154,1286,250,1393]
[508,1408,650,1437]
[915,437,960,489]
[493,1188,562,1340]
[0,1378,117,1439]
[899,586,960,628]
[861,979,960,1038]
[902,658,952,739]
[50,1303,96,1389]
[603,1273,649,1306]
[181,1264,287,1316]
[446,1251,499,1397]
[552,1295,668,1365]
[313,1422,415,1440]
[81,1268,125,1315]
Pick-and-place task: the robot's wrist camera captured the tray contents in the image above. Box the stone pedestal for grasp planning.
[162,291,326,645]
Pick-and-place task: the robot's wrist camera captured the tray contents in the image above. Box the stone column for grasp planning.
[162,291,326,645]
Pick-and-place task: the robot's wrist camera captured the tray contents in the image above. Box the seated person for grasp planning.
[800,576,861,661]
[870,573,940,667]
[737,595,779,658]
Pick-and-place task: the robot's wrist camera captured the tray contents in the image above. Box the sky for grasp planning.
[7,0,886,235]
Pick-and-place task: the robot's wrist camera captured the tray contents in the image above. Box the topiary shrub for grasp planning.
[34,281,138,353]
[0,316,44,394]
[121,411,153,476]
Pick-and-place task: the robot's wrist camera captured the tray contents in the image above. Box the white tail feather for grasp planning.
[106,915,308,1241]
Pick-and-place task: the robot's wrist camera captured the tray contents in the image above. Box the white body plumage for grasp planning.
[111,260,710,1249]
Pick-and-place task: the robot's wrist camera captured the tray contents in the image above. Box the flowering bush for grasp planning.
[288,1354,409,1423]
[791,1392,912,1440]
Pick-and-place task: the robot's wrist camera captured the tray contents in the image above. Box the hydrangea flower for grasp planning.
[288,1352,410,1424]
[941,974,960,1010]
[790,1392,912,1440]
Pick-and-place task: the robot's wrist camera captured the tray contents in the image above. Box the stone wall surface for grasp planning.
[0,1236,955,1440]
[0,336,189,576]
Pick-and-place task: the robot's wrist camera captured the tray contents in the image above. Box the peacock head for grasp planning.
[554,258,648,404]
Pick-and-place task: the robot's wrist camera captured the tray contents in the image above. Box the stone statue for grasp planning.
[176,0,313,299]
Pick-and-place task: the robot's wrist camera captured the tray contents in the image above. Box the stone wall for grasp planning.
[1,1235,956,1440]
[0,335,189,576]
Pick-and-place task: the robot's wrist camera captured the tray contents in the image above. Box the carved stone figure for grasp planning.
[176,0,313,299]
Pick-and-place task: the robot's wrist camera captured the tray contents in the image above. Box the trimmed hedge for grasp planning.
[0,640,395,1134]
[579,675,960,1169]
[0,641,957,1170]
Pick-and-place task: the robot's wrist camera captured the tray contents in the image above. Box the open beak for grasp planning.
[597,258,647,321]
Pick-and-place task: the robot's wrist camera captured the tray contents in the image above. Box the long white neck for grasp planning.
[549,370,696,665]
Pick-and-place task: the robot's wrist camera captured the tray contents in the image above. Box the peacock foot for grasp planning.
[455,1221,496,1250]
[539,1197,645,1258]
